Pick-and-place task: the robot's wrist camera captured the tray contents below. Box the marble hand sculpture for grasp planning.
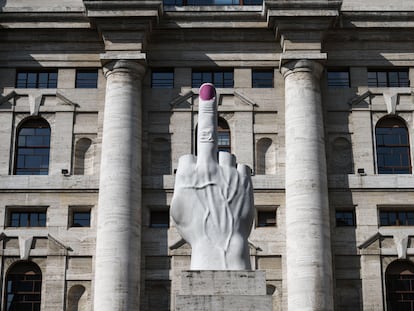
[171,83,254,270]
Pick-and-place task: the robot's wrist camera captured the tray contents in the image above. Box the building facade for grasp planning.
[0,0,414,310]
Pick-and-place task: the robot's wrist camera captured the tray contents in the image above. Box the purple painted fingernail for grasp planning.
[199,83,216,101]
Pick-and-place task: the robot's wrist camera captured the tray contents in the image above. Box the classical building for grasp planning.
[0,0,413,310]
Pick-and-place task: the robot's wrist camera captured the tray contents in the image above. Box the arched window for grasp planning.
[74,138,94,175]
[217,117,231,153]
[376,117,411,174]
[15,118,50,175]
[5,261,42,311]
[386,260,414,311]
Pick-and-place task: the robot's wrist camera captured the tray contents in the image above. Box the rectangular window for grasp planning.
[256,208,277,227]
[150,210,170,228]
[16,70,58,88]
[327,69,350,88]
[164,0,262,5]
[252,69,274,88]
[76,69,98,88]
[71,212,91,227]
[368,69,410,87]
[192,69,234,88]
[335,211,356,227]
[8,209,47,227]
[151,69,174,88]
[69,206,92,228]
[380,211,414,226]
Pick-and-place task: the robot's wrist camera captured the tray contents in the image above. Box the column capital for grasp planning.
[103,59,147,80]
[280,59,324,80]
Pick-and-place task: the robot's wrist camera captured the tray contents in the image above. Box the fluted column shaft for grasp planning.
[281,59,334,311]
[94,60,146,311]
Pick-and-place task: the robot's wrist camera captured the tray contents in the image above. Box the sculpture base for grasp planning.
[175,270,272,311]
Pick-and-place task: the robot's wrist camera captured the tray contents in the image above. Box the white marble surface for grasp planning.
[281,60,334,311]
[171,83,254,270]
[93,60,146,311]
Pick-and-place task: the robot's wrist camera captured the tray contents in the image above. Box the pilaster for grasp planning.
[94,59,146,311]
[281,59,334,311]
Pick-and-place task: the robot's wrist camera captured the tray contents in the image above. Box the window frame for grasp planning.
[14,118,51,176]
[368,68,410,87]
[192,69,234,88]
[6,207,48,228]
[375,117,411,175]
[327,68,350,88]
[386,260,414,311]
[256,206,277,228]
[149,209,170,228]
[379,210,414,227]
[69,206,92,228]
[5,262,42,311]
[16,69,58,89]
[151,69,174,89]
[252,69,274,88]
[75,69,98,88]
[217,117,231,153]
[335,210,356,227]
[163,0,262,5]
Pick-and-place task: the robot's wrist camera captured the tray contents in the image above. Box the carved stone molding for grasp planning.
[348,88,412,115]
[0,90,78,115]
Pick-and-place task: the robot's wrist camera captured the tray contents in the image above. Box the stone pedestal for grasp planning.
[175,270,272,311]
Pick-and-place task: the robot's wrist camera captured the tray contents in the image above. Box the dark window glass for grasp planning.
[257,210,276,227]
[252,69,274,88]
[75,69,98,88]
[164,0,262,4]
[151,69,174,88]
[15,119,50,175]
[335,211,356,227]
[217,118,231,153]
[386,261,414,311]
[368,69,410,87]
[71,212,91,227]
[16,70,58,88]
[5,263,42,311]
[192,70,234,88]
[376,118,411,174]
[150,210,169,228]
[380,211,414,226]
[9,211,46,227]
[327,70,350,88]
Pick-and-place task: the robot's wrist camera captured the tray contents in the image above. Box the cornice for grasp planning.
[265,0,342,34]
[339,11,414,29]
[83,0,163,56]
[83,0,162,20]
[0,9,90,29]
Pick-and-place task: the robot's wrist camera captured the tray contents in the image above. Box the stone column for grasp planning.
[94,59,146,311]
[281,59,334,311]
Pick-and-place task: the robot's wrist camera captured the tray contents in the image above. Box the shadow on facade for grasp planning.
[322,41,401,309]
